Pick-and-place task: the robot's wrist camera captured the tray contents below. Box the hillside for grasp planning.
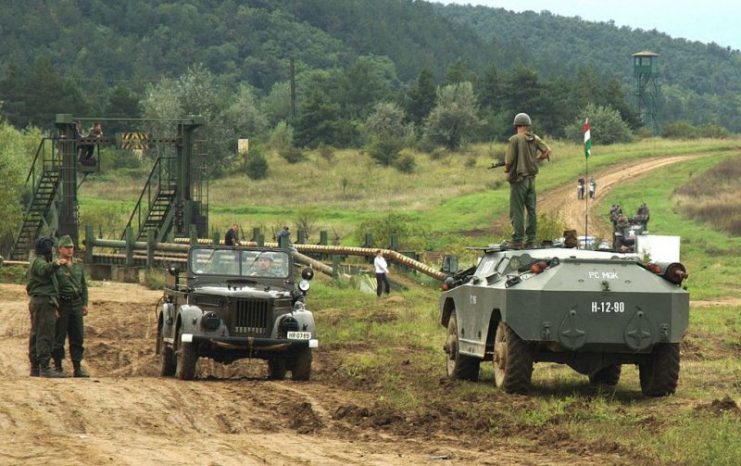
[0,0,739,131]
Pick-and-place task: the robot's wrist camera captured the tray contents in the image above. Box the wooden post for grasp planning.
[85,225,94,264]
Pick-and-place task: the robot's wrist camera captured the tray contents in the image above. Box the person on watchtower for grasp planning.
[502,112,551,249]
[52,235,90,378]
[81,121,103,165]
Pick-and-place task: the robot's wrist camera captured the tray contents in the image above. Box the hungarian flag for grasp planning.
[584,118,592,158]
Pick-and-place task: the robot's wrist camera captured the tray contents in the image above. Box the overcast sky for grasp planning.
[432,0,740,50]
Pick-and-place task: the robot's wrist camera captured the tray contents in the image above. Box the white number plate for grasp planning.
[287,331,312,340]
[591,301,625,313]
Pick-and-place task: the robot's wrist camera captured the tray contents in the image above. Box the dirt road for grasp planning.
[539,155,703,240]
[1,282,628,465]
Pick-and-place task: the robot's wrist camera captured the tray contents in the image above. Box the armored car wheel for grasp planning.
[268,359,287,380]
[589,364,621,386]
[444,312,480,381]
[175,328,198,380]
[493,321,533,393]
[639,343,680,396]
[291,348,312,381]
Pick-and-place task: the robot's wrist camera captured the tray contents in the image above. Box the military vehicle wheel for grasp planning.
[493,321,533,393]
[444,312,480,381]
[268,359,287,380]
[175,329,198,380]
[291,349,312,381]
[589,364,621,386]
[639,343,680,396]
[160,345,176,376]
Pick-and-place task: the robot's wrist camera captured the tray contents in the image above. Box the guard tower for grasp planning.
[633,50,660,133]
[9,114,209,260]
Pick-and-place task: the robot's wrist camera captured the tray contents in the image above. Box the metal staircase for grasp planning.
[123,155,178,242]
[10,139,62,260]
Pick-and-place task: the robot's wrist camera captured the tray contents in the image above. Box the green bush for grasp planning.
[366,135,404,166]
[661,120,699,139]
[394,153,416,173]
[701,123,730,139]
[279,145,305,164]
[244,151,269,179]
[317,143,335,162]
[143,268,165,290]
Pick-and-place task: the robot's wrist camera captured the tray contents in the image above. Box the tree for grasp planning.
[564,103,632,145]
[364,102,411,167]
[404,69,436,127]
[294,82,344,148]
[423,81,481,151]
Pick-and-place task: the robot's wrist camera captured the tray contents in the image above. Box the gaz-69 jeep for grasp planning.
[440,246,689,396]
[156,245,317,380]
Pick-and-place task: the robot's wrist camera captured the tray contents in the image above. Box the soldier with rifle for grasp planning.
[500,112,551,249]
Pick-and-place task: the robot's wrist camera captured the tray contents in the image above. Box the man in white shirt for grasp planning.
[373,250,390,297]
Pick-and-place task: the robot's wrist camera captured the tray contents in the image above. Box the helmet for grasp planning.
[513,113,532,126]
[34,236,56,257]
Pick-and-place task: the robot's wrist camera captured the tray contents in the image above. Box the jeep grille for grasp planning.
[232,299,271,336]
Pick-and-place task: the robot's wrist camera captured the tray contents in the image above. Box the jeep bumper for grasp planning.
[182,333,318,351]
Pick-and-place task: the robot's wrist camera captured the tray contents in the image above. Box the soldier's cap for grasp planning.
[58,235,75,248]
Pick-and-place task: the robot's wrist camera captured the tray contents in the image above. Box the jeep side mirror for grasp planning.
[301,267,314,281]
[167,266,180,276]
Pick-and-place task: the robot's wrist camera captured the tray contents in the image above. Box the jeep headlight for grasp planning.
[298,279,310,292]
[201,311,221,331]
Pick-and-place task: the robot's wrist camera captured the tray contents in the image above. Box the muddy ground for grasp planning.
[0,282,637,466]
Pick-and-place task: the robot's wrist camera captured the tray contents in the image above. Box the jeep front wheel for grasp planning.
[444,312,480,381]
[175,329,198,380]
[639,343,680,396]
[268,359,287,380]
[291,348,312,381]
[493,321,533,393]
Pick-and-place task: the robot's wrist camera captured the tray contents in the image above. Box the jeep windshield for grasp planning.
[190,248,290,278]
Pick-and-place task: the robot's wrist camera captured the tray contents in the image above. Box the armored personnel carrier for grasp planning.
[439,246,688,396]
[156,245,317,380]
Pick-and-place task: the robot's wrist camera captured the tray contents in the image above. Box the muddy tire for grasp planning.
[175,329,198,380]
[493,321,533,393]
[291,349,312,381]
[160,344,176,377]
[267,359,287,380]
[589,364,621,386]
[639,343,680,396]
[444,312,480,381]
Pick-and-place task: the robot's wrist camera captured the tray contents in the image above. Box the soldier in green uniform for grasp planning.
[52,235,90,378]
[27,236,67,378]
[503,112,551,248]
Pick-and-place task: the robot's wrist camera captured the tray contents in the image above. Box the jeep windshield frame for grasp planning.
[189,247,291,279]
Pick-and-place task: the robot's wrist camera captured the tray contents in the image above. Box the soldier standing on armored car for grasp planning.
[502,112,551,249]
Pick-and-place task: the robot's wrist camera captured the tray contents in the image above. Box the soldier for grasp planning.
[27,236,67,378]
[503,112,551,248]
[52,235,90,378]
[224,224,240,246]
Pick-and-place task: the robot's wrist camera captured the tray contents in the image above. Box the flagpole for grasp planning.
[583,118,592,249]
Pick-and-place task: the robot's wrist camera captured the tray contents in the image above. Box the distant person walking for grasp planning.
[52,235,90,378]
[373,250,390,297]
[503,112,551,248]
[577,177,585,200]
[224,224,240,246]
[589,177,596,199]
[27,237,66,378]
[276,226,291,247]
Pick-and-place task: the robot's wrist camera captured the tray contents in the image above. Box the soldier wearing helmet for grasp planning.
[502,112,551,249]
[27,236,68,377]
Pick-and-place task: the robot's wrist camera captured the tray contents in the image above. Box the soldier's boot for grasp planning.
[53,359,67,377]
[39,365,65,378]
[73,362,90,378]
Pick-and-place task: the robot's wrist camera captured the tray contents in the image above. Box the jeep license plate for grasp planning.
[287,331,312,340]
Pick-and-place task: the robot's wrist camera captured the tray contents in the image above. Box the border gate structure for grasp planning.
[10,114,208,260]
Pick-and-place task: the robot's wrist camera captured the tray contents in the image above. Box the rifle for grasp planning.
[487,161,506,170]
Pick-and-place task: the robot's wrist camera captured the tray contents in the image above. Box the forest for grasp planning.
[0,0,739,176]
